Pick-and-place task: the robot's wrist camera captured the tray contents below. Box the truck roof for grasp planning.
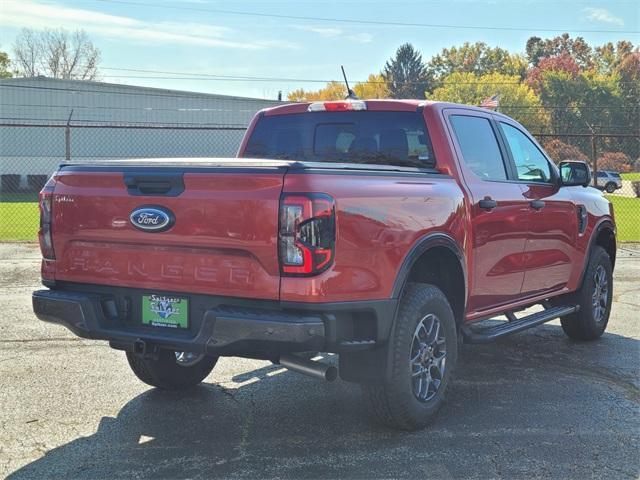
[261,99,512,120]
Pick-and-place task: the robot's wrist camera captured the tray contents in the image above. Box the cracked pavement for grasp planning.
[0,243,638,479]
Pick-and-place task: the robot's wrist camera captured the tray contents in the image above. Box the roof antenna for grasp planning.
[341,65,358,100]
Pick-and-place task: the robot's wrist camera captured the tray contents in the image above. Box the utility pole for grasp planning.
[65,109,74,161]
[586,121,597,178]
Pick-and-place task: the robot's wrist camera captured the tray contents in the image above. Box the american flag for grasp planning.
[480,94,500,110]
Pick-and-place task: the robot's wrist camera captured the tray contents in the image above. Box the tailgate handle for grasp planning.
[124,173,185,197]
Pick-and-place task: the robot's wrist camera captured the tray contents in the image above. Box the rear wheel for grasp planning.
[362,283,457,430]
[559,246,613,340]
[126,349,218,390]
[605,182,616,193]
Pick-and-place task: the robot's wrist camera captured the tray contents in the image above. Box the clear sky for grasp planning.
[1,0,638,99]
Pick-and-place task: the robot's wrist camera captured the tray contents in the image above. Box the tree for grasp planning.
[287,74,389,101]
[429,72,549,131]
[593,41,636,74]
[427,42,527,85]
[382,43,431,99]
[287,81,346,101]
[0,49,12,78]
[525,34,592,68]
[536,70,623,134]
[526,53,581,93]
[542,139,588,163]
[353,74,389,99]
[597,152,632,173]
[615,52,640,159]
[13,28,100,80]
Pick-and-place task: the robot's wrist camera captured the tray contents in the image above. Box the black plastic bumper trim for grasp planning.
[32,288,396,357]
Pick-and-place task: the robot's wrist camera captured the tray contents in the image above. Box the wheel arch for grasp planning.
[593,221,616,269]
[579,219,616,287]
[340,233,467,384]
[392,233,467,326]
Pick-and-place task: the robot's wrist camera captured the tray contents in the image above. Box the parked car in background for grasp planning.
[592,170,623,193]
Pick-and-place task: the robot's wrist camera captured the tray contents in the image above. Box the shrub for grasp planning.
[633,158,640,173]
[597,152,632,173]
[543,138,588,163]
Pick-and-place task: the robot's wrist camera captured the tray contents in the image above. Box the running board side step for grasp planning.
[461,305,578,344]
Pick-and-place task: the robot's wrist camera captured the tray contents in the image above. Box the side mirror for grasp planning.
[559,161,591,187]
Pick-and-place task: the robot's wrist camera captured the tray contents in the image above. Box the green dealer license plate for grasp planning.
[142,294,189,329]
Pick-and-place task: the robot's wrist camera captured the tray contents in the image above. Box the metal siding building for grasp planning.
[0,77,281,188]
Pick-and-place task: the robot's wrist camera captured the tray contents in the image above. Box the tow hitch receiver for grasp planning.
[133,339,159,360]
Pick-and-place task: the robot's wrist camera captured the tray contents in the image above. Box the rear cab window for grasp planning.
[243,111,435,169]
[449,115,507,181]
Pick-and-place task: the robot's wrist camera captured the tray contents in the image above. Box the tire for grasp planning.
[605,182,616,194]
[560,246,613,341]
[126,349,218,390]
[362,283,457,430]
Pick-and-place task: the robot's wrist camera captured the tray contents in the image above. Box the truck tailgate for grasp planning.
[50,164,285,300]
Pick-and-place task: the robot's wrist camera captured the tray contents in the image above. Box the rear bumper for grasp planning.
[32,285,396,357]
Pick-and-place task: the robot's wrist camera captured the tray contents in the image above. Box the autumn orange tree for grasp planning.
[287,74,389,101]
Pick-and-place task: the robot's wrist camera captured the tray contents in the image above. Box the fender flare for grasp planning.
[391,232,468,306]
[578,219,616,287]
[374,232,468,381]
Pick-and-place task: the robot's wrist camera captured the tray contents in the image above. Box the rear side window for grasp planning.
[450,115,507,181]
[243,111,435,169]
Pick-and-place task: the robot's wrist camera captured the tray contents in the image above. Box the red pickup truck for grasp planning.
[33,99,616,430]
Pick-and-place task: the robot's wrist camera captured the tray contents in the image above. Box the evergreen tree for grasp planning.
[382,43,430,99]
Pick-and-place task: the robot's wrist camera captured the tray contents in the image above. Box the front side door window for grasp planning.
[500,123,553,183]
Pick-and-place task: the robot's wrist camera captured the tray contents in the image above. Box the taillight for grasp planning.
[279,193,336,276]
[38,175,57,260]
[307,100,367,112]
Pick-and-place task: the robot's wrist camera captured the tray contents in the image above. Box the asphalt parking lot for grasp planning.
[1,243,638,479]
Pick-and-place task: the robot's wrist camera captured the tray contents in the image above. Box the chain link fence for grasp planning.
[1,122,638,242]
[534,133,640,242]
[0,122,248,240]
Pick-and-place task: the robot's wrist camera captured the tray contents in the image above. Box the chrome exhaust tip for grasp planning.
[278,354,338,382]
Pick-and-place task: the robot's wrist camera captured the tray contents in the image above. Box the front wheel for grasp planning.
[362,283,457,430]
[605,182,616,194]
[126,349,218,390]
[559,246,613,340]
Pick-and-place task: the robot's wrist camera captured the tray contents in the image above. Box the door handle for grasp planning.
[478,198,498,211]
[530,200,546,210]
[124,172,185,196]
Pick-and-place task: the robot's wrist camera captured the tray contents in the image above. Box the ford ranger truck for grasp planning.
[33,100,616,430]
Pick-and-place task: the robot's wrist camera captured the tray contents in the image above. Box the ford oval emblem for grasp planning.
[130,206,174,232]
